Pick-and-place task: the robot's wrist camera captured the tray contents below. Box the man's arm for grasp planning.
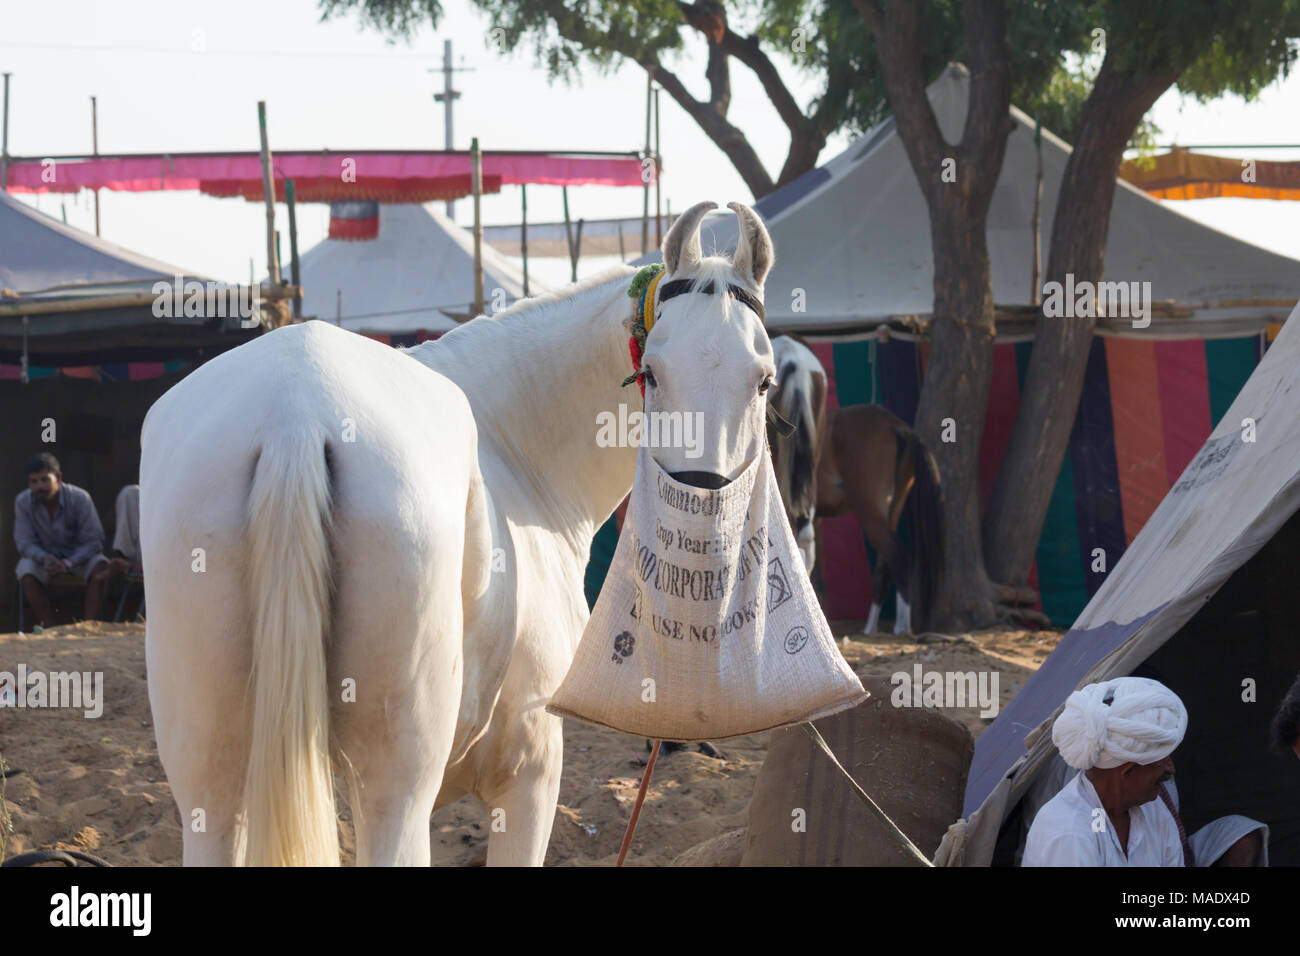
[66,492,106,567]
[1155,800,1187,867]
[13,495,48,562]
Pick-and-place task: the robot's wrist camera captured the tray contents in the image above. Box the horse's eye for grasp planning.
[644,366,658,389]
[759,375,775,394]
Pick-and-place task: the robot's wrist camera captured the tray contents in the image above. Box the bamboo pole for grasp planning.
[1,72,10,193]
[471,136,484,316]
[257,101,280,284]
[286,178,301,318]
[562,186,576,283]
[0,284,300,318]
[520,183,529,297]
[572,218,584,282]
[90,95,101,236]
[654,86,662,248]
[641,75,652,255]
[1031,118,1042,306]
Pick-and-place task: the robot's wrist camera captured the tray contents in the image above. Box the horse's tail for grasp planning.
[902,429,944,631]
[242,429,338,866]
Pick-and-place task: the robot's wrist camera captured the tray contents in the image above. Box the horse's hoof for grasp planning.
[696,742,725,760]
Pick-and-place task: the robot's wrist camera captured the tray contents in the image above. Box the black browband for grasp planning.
[655,278,766,322]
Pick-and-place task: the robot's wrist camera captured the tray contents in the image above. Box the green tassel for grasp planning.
[626,263,665,302]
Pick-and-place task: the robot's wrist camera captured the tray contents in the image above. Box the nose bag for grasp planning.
[548,444,868,741]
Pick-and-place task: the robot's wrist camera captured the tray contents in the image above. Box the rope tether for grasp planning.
[615,726,933,867]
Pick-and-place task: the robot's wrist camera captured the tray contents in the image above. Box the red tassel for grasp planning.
[628,336,646,399]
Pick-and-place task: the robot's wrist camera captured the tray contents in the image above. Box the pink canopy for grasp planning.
[2,150,644,201]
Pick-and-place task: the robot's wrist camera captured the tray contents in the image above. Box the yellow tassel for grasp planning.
[643,270,667,334]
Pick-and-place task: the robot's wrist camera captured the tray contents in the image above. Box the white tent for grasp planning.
[667,64,1300,338]
[0,190,197,294]
[296,203,536,335]
[941,297,1300,866]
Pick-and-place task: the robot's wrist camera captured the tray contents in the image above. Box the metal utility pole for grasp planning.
[90,95,101,235]
[430,39,473,220]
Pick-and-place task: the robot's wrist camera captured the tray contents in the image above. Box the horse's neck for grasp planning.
[414,270,639,551]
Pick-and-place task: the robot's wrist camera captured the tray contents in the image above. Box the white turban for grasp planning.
[1052,677,1187,771]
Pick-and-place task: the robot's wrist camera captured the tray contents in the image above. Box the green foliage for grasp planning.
[1018,57,1162,152]
[319,0,1300,147]
[318,0,446,37]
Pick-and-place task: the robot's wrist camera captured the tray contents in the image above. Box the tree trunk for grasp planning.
[915,202,1000,630]
[981,58,1180,586]
[854,0,1012,631]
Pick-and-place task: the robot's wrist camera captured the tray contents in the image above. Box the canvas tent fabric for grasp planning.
[0,191,258,366]
[949,298,1300,867]
[3,151,645,199]
[0,190,194,293]
[641,64,1300,336]
[295,203,537,335]
[810,332,1263,628]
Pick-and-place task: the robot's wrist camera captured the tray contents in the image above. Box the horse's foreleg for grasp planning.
[893,594,912,635]
[865,561,891,635]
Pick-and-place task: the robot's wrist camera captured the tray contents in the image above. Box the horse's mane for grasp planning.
[488,264,638,325]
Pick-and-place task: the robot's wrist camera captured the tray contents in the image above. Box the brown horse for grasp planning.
[767,335,944,634]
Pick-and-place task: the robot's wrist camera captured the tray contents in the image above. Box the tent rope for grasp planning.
[618,728,934,867]
[802,722,934,866]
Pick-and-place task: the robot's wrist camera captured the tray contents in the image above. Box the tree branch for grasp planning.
[646,58,775,197]
[852,0,946,202]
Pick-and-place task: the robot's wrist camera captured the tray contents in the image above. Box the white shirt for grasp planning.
[112,485,140,561]
[1022,771,1184,866]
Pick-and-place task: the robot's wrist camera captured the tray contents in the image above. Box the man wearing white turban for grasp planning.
[1023,677,1268,866]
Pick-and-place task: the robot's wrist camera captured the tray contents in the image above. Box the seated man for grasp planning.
[13,452,113,627]
[1023,676,1268,866]
[1272,670,1300,762]
[108,483,142,574]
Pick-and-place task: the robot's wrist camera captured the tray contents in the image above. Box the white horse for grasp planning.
[140,199,775,865]
[767,335,827,573]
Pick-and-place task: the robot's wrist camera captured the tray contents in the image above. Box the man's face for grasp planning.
[1121,755,1175,807]
[28,469,60,502]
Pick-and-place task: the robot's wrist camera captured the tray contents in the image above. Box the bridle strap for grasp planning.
[654,278,766,323]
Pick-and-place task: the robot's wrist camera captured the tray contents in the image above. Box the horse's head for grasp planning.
[638,200,775,489]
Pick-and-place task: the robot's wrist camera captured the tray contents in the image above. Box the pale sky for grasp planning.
[2,0,1298,288]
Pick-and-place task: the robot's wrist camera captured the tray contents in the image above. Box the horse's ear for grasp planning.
[663,201,718,276]
[728,201,773,292]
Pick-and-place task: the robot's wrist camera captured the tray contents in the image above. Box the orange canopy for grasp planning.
[1120,149,1300,200]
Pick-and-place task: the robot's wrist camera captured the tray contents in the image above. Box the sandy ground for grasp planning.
[0,619,1061,866]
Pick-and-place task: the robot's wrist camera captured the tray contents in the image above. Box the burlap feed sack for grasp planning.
[548,444,868,740]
